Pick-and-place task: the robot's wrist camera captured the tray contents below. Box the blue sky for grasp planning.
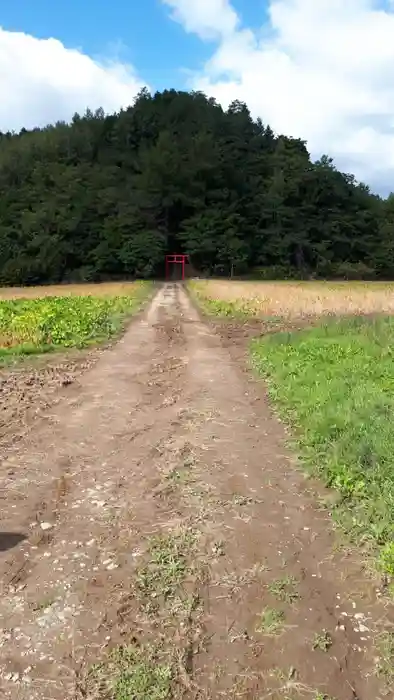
[2,1,394,193]
[0,0,205,89]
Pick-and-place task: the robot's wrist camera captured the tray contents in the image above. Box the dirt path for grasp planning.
[0,284,391,699]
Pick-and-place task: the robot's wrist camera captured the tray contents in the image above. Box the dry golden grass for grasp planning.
[194,279,394,317]
[0,281,140,300]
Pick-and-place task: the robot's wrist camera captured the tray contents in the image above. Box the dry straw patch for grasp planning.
[0,281,140,300]
[196,280,394,318]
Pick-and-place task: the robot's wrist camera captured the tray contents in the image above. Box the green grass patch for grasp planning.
[88,644,173,700]
[251,315,394,571]
[188,280,255,318]
[0,281,152,359]
[256,607,285,635]
[136,530,196,611]
[200,297,248,317]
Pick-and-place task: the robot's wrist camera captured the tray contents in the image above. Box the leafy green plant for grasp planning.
[268,576,299,604]
[0,282,151,357]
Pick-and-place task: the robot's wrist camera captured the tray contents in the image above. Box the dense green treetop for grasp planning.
[0,88,392,283]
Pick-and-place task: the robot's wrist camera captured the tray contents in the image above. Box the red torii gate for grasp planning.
[165,254,189,281]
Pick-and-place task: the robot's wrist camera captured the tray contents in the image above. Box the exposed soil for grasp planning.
[0,353,98,458]
[0,284,392,699]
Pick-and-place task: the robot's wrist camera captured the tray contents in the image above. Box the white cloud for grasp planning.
[163,0,394,193]
[0,27,145,133]
[162,0,238,39]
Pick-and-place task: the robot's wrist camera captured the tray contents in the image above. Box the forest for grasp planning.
[0,88,394,284]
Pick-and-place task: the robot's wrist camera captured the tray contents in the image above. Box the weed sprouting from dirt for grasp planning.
[136,530,196,608]
[256,607,285,635]
[312,631,333,652]
[33,596,56,612]
[234,495,253,506]
[87,644,174,700]
[268,576,299,604]
[211,540,225,557]
[166,467,191,485]
[214,562,268,596]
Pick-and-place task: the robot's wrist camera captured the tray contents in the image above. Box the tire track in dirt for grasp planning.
[0,285,190,698]
[0,284,391,699]
[176,289,393,699]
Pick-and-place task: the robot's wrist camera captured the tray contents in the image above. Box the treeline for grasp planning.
[0,88,394,284]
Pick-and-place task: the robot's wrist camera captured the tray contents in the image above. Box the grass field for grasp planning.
[190,278,394,575]
[0,280,152,359]
[189,279,394,317]
[0,281,141,300]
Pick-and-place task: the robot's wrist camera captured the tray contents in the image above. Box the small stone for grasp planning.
[107,562,118,571]
[40,522,53,531]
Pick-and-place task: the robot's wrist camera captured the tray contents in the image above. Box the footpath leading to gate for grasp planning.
[0,284,390,699]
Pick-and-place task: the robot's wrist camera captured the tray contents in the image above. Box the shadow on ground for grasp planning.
[0,532,26,552]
